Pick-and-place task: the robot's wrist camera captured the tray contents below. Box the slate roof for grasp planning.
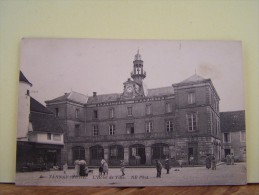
[30,97,53,114]
[45,91,88,104]
[30,112,63,133]
[30,97,63,133]
[87,93,121,104]
[19,71,32,86]
[180,74,207,84]
[147,86,174,97]
[220,110,246,132]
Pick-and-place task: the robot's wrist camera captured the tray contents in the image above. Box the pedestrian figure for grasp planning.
[230,153,235,165]
[99,166,103,176]
[205,155,211,169]
[120,160,125,176]
[189,155,194,166]
[226,154,231,165]
[178,158,183,168]
[211,155,216,170]
[156,160,162,178]
[101,159,109,175]
[79,160,87,176]
[164,158,171,174]
[63,162,68,174]
[74,160,80,176]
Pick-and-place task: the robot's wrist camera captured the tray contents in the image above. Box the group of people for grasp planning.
[205,154,217,170]
[155,158,171,178]
[99,159,109,175]
[226,153,235,165]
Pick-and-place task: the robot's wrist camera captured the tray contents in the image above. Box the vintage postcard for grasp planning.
[16,39,246,186]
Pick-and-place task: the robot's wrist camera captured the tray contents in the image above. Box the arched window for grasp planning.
[72,146,85,162]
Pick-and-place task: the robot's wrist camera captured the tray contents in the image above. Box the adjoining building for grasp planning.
[16,71,64,171]
[46,51,222,166]
[220,110,246,162]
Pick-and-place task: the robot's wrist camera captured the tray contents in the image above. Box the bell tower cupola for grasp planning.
[131,49,146,84]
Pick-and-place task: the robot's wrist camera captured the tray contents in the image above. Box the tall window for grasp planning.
[145,121,153,133]
[127,107,133,116]
[75,109,79,119]
[109,108,114,118]
[109,124,115,135]
[165,103,172,113]
[223,132,231,143]
[187,113,197,131]
[240,131,246,142]
[146,104,152,115]
[47,133,51,140]
[75,124,80,137]
[93,110,98,119]
[55,108,59,117]
[126,123,134,134]
[188,92,195,104]
[216,120,220,136]
[93,125,99,136]
[166,120,174,132]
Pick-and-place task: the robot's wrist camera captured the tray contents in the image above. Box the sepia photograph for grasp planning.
[16,39,246,186]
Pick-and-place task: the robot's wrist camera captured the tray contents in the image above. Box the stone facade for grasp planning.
[46,51,221,166]
[220,111,246,162]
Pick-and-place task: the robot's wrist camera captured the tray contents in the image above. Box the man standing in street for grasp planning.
[156,160,162,178]
[164,158,171,174]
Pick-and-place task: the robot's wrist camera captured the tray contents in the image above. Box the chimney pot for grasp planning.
[93,92,97,97]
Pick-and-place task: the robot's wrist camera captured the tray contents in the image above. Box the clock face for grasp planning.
[126,86,133,93]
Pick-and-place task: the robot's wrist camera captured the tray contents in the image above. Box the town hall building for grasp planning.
[45,51,221,166]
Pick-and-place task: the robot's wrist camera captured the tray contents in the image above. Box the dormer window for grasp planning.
[47,133,51,140]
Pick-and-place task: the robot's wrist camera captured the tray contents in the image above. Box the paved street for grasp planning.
[16,163,246,186]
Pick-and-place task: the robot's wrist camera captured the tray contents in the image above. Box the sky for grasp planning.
[20,38,245,112]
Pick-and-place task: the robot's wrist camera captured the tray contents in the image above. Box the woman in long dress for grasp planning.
[102,160,109,175]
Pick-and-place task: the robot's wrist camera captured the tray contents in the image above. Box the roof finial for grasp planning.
[134,48,141,60]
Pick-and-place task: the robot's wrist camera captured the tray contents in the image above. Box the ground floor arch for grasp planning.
[109,145,124,165]
[90,145,104,165]
[151,143,169,164]
[129,144,146,165]
[72,146,85,163]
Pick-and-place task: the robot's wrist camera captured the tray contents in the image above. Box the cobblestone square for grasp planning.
[16,163,246,186]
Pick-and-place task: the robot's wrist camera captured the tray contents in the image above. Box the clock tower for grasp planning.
[131,49,146,84]
[121,50,147,99]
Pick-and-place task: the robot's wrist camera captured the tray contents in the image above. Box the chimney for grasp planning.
[93,92,97,97]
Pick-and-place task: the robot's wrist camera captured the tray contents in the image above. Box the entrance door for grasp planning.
[224,149,231,157]
[138,147,146,164]
[188,142,198,165]
[188,147,194,165]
